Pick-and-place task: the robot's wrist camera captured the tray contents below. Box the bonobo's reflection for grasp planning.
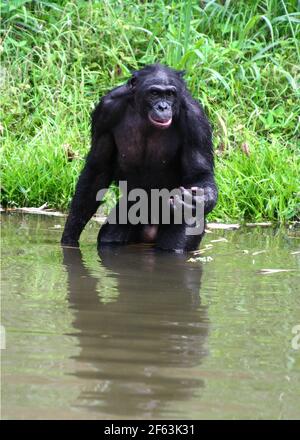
[63,246,209,418]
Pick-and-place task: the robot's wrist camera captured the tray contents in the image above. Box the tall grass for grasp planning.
[1,0,299,222]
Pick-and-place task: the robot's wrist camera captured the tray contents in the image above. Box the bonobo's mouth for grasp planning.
[149,115,172,129]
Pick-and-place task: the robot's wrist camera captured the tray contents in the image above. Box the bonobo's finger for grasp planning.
[170,187,204,214]
[180,186,194,205]
[192,197,205,213]
[186,187,205,207]
[169,197,179,212]
[171,189,194,211]
[169,197,174,211]
[169,194,184,213]
[170,193,186,210]
[174,194,193,211]
[191,187,204,202]
[180,186,201,192]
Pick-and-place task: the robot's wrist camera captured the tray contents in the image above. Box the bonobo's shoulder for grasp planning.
[91,83,133,134]
[92,84,131,113]
[101,83,133,105]
[182,90,206,118]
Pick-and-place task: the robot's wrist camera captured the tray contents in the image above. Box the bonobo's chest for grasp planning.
[112,107,181,173]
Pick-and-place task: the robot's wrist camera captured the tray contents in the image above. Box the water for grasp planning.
[1,213,300,420]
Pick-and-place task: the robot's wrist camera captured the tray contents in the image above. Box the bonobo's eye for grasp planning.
[150,90,159,97]
[166,89,176,97]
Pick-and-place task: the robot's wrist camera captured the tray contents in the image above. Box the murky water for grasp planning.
[1,213,300,419]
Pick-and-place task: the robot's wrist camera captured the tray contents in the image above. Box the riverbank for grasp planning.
[3,207,300,233]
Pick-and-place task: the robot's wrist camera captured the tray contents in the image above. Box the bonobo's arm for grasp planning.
[61,133,115,247]
[179,92,218,215]
[62,83,134,247]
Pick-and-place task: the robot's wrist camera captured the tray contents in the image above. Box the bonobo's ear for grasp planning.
[176,69,186,79]
[127,71,138,90]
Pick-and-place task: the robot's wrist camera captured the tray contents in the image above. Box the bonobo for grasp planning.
[61,64,217,252]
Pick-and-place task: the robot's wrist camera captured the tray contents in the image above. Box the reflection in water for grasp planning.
[63,246,209,418]
[3,215,300,419]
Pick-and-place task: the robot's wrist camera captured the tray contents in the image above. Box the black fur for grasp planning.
[61,64,218,251]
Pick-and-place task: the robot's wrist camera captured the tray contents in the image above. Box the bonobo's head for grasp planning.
[128,64,185,129]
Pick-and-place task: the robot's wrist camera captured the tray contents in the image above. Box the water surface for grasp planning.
[1,213,300,419]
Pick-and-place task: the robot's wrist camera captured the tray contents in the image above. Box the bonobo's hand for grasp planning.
[170,186,204,217]
[202,185,218,214]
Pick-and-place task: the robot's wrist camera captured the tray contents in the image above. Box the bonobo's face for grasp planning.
[130,66,184,130]
[145,84,177,129]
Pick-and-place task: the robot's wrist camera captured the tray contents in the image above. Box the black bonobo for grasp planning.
[61,64,217,252]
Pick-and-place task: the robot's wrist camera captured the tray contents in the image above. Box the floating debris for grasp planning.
[193,244,213,255]
[92,215,107,223]
[207,223,240,230]
[6,204,66,217]
[192,249,206,255]
[246,222,273,227]
[252,250,267,256]
[258,269,296,275]
[188,256,213,263]
[210,237,228,243]
[291,251,300,255]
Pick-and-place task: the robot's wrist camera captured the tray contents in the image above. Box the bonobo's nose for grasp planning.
[157,102,168,112]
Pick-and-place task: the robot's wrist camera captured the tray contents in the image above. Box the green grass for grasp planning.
[1,0,299,222]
